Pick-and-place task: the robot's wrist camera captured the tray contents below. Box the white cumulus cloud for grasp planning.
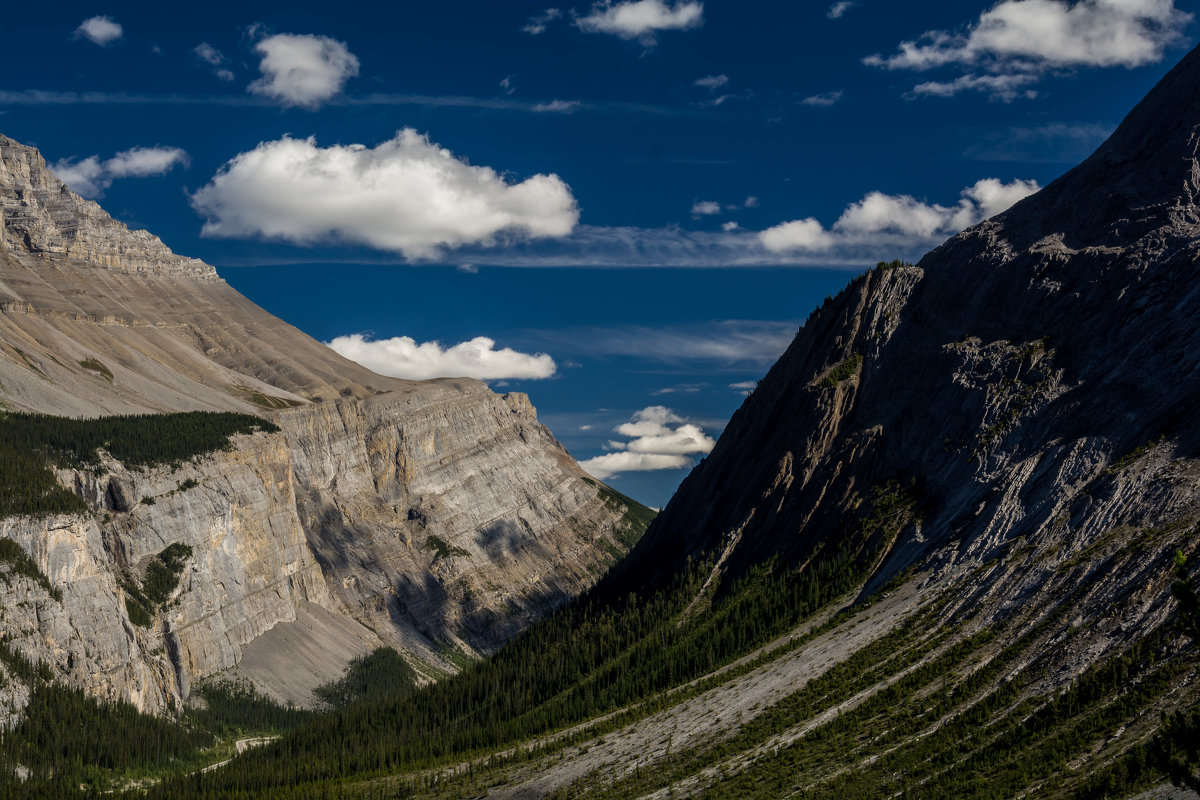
[865,0,1191,99]
[759,177,1040,254]
[327,334,556,381]
[50,146,189,198]
[74,16,122,46]
[579,405,715,480]
[248,33,360,108]
[577,0,704,43]
[189,130,579,260]
[691,200,722,216]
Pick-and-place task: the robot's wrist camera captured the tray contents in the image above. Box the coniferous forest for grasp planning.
[0,411,278,518]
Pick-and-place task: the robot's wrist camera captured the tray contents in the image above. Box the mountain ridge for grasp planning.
[0,131,652,715]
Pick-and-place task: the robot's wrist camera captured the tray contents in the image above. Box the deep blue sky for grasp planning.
[2,0,1196,505]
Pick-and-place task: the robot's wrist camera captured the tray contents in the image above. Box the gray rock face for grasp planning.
[0,134,647,714]
[608,43,1200,687]
[0,135,215,279]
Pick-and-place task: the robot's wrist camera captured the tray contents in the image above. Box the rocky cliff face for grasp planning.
[0,134,649,714]
[0,135,215,279]
[607,43,1200,688]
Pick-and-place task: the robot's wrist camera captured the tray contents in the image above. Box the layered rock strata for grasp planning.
[0,133,646,712]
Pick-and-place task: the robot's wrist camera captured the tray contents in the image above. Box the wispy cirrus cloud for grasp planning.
[537,320,799,366]
[0,89,676,119]
[532,99,582,113]
[965,121,1114,162]
[865,0,1192,99]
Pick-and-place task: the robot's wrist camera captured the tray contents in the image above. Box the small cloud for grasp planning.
[195,42,236,81]
[248,32,360,109]
[327,334,557,381]
[721,221,740,232]
[729,380,757,390]
[532,99,581,113]
[195,42,223,65]
[74,16,122,46]
[457,263,479,273]
[50,145,189,199]
[579,405,714,479]
[579,424,594,430]
[743,196,759,208]
[576,0,704,44]
[801,90,843,107]
[694,74,729,90]
[691,200,722,216]
[524,8,563,35]
[827,1,855,19]
[500,75,516,94]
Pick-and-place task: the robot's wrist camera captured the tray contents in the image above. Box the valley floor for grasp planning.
[336,564,1198,800]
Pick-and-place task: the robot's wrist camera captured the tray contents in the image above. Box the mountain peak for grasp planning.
[0,133,217,279]
[969,42,1200,251]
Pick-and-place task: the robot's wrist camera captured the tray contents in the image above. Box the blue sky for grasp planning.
[2,0,1196,506]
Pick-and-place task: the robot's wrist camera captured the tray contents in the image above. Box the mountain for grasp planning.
[132,41,1200,800]
[0,133,651,716]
